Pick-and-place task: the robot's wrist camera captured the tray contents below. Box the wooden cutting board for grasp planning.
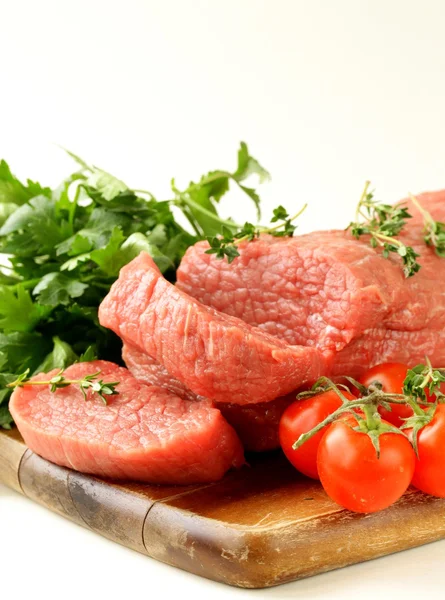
[2,428,445,589]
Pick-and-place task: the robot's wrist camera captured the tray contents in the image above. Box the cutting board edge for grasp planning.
[3,430,445,589]
[141,490,445,588]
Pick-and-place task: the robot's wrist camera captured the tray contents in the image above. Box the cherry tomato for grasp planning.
[317,417,415,513]
[279,390,355,480]
[360,362,439,427]
[405,404,445,497]
[359,363,411,427]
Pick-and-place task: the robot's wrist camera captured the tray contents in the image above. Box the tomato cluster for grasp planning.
[279,363,445,514]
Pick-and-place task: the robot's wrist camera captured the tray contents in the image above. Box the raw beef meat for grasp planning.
[176,191,445,377]
[99,253,326,404]
[123,344,295,451]
[9,361,244,484]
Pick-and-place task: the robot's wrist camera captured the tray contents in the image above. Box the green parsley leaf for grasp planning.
[0,195,70,254]
[0,203,19,227]
[33,272,89,307]
[172,142,269,235]
[78,346,97,362]
[0,160,51,206]
[234,141,270,184]
[34,336,79,374]
[0,285,52,332]
[185,180,227,237]
[0,370,18,411]
[0,404,13,429]
[61,148,90,170]
[0,331,51,374]
[87,167,128,201]
[238,185,261,219]
[118,232,175,273]
[59,253,92,272]
[89,227,126,275]
[56,208,131,256]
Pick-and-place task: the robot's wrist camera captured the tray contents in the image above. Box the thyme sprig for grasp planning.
[7,369,119,405]
[409,193,445,257]
[398,360,445,455]
[205,204,307,263]
[402,359,445,403]
[348,182,421,277]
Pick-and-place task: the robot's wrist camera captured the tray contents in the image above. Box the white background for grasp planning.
[2,0,445,597]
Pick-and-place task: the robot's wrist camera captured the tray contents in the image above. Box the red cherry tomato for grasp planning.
[317,417,415,513]
[279,390,355,480]
[405,404,445,497]
[359,363,411,427]
[360,362,439,427]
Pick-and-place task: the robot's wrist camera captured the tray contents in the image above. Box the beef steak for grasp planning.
[123,344,295,451]
[99,253,326,404]
[9,361,244,484]
[176,191,445,377]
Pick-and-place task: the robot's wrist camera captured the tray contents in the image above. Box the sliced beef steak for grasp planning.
[9,361,244,484]
[176,191,445,377]
[99,253,326,404]
[122,343,199,402]
[123,344,295,451]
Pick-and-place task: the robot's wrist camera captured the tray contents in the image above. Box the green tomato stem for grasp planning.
[407,396,428,416]
[363,402,381,429]
[292,399,364,450]
[292,389,415,452]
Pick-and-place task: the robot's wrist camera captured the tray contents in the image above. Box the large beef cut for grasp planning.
[99,252,325,404]
[123,343,296,451]
[9,361,244,484]
[177,191,445,377]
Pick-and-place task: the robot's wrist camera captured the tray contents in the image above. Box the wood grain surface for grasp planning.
[2,428,445,588]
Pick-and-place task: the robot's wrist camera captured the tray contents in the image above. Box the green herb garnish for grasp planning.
[205,204,307,263]
[7,369,119,405]
[348,181,421,277]
[402,360,445,403]
[409,193,445,257]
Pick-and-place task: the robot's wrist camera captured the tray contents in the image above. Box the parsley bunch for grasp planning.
[348,182,421,277]
[0,143,269,428]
